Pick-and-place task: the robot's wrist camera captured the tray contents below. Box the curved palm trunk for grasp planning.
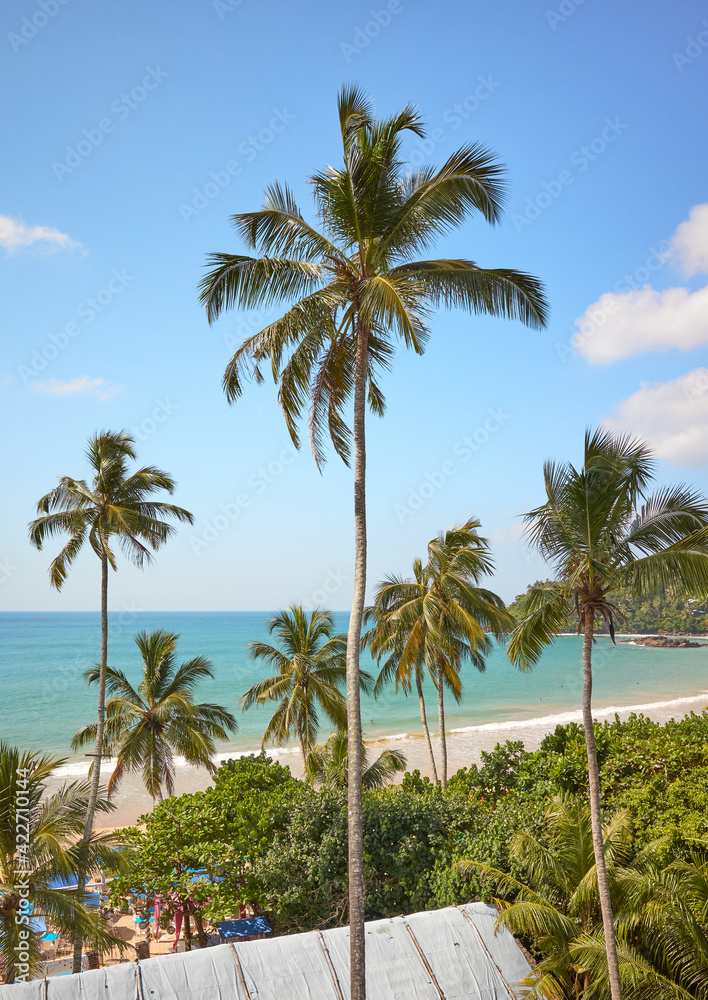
[297,728,308,774]
[416,669,438,785]
[73,553,109,973]
[582,608,622,1000]
[345,321,368,1000]
[435,656,447,791]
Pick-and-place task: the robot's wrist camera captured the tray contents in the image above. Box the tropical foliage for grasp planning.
[508,428,708,1000]
[510,581,708,635]
[200,85,548,995]
[110,712,708,972]
[305,730,407,790]
[241,607,373,765]
[28,430,192,970]
[366,518,513,788]
[0,744,123,983]
[72,630,237,800]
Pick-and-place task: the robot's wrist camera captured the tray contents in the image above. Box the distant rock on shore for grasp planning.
[620,636,708,648]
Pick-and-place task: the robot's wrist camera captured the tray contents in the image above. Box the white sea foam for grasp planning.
[52,693,708,778]
[449,692,708,735]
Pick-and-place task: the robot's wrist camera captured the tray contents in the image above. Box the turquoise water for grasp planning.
[1,612,707,770]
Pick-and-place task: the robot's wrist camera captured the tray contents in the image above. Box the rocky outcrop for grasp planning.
[619,636,708,648]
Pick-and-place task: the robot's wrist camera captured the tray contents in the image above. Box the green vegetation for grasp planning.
[28,431,193,971]
[72,630,237,800]
[510,582,708,635]
[199,84,548,998]
[304,731,407,791]
[0,744,123,983]
[112,711,708,996]
[365,518,513,789]
[508,429,708,1000]
[240,606,373,767]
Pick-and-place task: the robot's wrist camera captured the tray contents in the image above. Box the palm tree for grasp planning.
[364,590,440,786]
[241,606,373,767]
[459,795,635,999]
[367,519,513,789]
[199,87,548,998]
[305,730,407,790]
[72,630,237,801]
[507,428,708,1000]
[28,430,193,971]
[0,743,123,983]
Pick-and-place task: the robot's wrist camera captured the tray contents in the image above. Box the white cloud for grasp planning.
[574,284,708,364]
[0,215,81,253]
[31,376,121,401]
[573,203,708,365]
[603,367,708,466]
[669,202,708,278]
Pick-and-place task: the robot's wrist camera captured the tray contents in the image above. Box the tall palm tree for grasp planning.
[72,630,237,801]
[459,795,636,999]
[507,428,708,1000]
[0,743,123,984]
[367,519,513,789]
[305,730,407,791]
[364,587,440,785]
[241,606,373,767]
[199,87,548,998]
[28,430,193,970]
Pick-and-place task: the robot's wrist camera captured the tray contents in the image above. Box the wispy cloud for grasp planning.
[31,376,121,401]
[0,215,82,253]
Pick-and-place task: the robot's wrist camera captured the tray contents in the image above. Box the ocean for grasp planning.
[1,612,707,777]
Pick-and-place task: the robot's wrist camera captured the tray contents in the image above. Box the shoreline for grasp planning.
[74,688,708,831]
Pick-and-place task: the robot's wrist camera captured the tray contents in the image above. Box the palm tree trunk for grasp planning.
[436,656,447,791]
[416,669,438,785]
[298,729,307,773]
[72,552,109,973]
[345,319,368,1000]
[582,607,622,1000]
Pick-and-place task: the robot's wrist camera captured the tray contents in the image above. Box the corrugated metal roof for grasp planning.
[0,903,531,1000]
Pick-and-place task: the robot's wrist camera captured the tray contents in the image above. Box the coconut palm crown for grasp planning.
[28,430,193,972]
[199,86,548,1000]
[241,606,374,764]
[507,428,708,1000]
[366,518,513,788]
[72,630,237,800]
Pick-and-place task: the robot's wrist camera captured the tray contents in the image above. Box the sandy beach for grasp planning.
[76,690,708,831]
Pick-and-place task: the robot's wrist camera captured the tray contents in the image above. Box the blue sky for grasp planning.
[1,0,707,612]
